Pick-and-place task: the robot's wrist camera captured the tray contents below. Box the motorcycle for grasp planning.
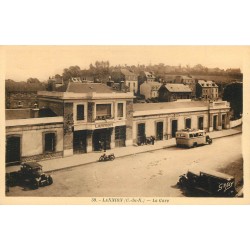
[99,153,115,162]
[206,135,213,144]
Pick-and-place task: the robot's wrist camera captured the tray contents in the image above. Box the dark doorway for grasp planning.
[156,122,163,140]
[115,126,126,147]
[171,120,178,138]
[6,136,21,165]
[198,117,204,130]
[185,118,191,129]
[73,130,87,153]
[93,129,111,151]
[137,123,146,144]
[222,114,226,129]
[213,115,217,130]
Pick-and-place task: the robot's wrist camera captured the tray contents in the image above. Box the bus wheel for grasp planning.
[193,142,197,148]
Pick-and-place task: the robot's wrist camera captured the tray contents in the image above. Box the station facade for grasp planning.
[5,82,231,165]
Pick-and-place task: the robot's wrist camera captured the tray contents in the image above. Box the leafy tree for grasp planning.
[223,83,243,119]
[89,60,110,83]
[55,74,62,79]
[62,66,81,81]
[27,78,40,83]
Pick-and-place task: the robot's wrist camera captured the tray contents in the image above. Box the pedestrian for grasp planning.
[151,136,155,145]
[98,140,103,151]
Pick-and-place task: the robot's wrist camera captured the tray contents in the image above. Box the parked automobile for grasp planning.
[176,129,212,148]
[7,162,53,189]
[99,153,115,162]
[177,169,236,197]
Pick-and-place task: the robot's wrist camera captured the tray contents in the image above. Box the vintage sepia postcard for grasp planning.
[0,45,249,205]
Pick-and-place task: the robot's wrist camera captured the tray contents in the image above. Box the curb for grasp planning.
[45,131,241,174]
[46,143,177,174]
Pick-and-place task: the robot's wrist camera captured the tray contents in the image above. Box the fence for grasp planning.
[230,118,242,128]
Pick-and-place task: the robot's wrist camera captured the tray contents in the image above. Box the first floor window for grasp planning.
[44,133,56,152]
[117,103,124,117]
[77,104,84,120]
[198,117,204,130]
[96,104,112,119]
[185,118,191,129]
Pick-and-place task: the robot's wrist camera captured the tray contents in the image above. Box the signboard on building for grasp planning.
[95,123,114,129]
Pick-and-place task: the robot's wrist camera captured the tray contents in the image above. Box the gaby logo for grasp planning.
[218,182,234,192]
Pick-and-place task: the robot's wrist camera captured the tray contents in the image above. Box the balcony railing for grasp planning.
[95,115,114,121]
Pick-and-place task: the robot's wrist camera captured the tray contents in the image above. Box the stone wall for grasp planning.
[6,92,38,109]
[63,102,74,155]
[125,100,133,145]
[87,102,95,122]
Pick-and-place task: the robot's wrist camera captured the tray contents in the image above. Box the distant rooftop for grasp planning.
[56,82,123,93]
[144,71,155,78]
[198,80,218,87]
[120,69,137,76]
[163,83,192,92]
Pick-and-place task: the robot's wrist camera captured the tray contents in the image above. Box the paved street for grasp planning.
[7,134,242,197]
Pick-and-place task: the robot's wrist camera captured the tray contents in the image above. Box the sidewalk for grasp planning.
[6,127,242,174]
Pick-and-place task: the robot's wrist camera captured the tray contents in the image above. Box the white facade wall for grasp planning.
[125,80,138,93]
[133,112,209,142]
[7,126,63,157]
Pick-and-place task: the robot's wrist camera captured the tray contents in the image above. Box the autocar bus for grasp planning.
[175,129,212,148]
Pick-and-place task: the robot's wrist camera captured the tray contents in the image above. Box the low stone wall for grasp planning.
[230,118,242,128]
[21,151,63,162]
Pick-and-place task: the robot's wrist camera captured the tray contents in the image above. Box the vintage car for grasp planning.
[178,169,236,197]
[7,162,53,189]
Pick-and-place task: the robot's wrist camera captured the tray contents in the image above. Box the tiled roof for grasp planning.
[198,80,218,87]
[134,101,208,112]
[164,83,192,92]
[56,82,122,93]
[144,71,155,78]
[120,69,137,76]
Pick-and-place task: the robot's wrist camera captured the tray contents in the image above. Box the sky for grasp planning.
[3,46,247,82]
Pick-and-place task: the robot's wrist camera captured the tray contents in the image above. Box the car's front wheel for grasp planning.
[47,176,53,185]
[32,181,39,190]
